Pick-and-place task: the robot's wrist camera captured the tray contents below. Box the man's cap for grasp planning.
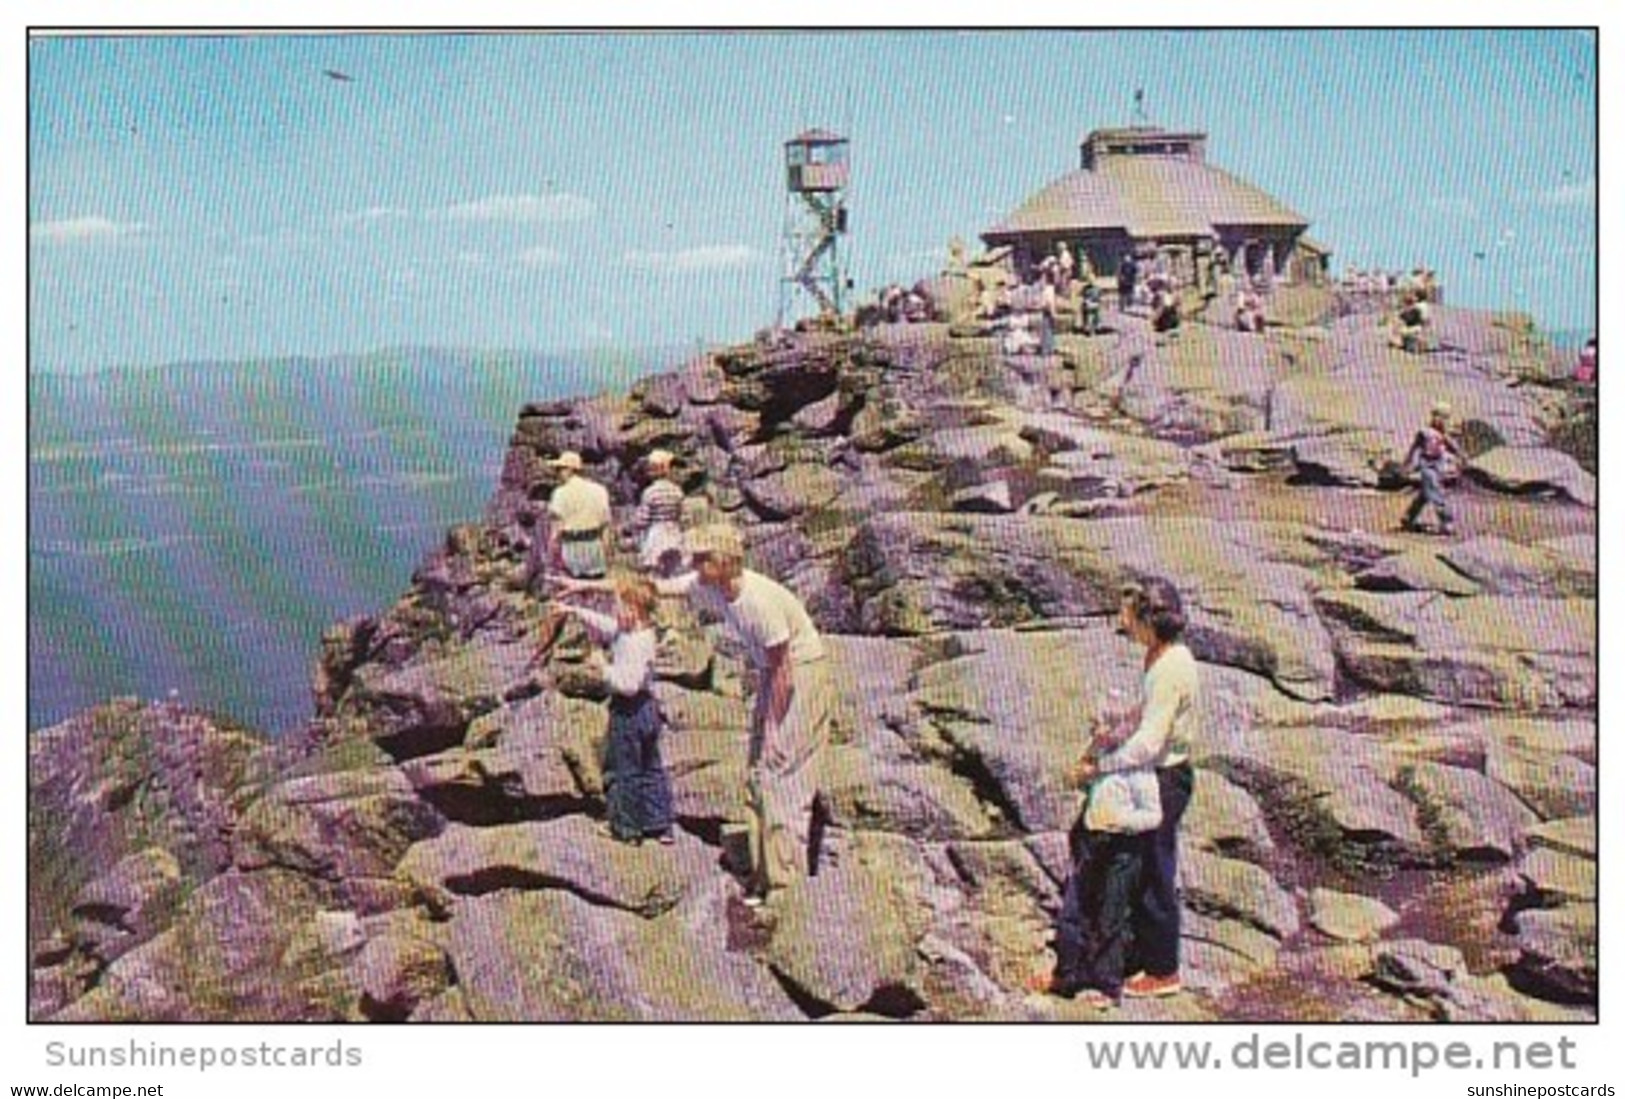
[684,523,745,562]
[1430,401,1452,418]
[550,451,583,471]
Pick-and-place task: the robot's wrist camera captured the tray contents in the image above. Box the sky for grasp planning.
[27,29,1598,371]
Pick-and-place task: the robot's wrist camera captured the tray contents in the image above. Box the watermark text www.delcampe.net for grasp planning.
[1081,1034,1591,1077]
[13,1088,163,1097]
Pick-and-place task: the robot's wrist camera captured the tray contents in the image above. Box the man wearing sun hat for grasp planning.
[1399,401,1467,537]
[635,449,687,577]
[546,451,613,580]
[673,523,831,907]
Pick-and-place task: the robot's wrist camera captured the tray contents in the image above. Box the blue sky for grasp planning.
[28,29,1597,372]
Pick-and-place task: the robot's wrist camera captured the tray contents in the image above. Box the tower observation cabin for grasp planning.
[780,129,851,324]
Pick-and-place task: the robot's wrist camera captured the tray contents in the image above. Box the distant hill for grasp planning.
[28,344,690,733]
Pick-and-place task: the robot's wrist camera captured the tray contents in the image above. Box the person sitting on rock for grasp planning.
[1150,283,1181,335]
[1234,288,1266,333]
[1399,401,1466,536]
[1395,290,1432,353]
[553,574,674,846]
[1574,336,1597,386]
[1078,277,1103,337]
[546,451,612,581]
[1056,241,1077,294]
[635,449,686,577]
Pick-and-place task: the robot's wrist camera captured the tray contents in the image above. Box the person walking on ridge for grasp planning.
[1399,402,1466,537]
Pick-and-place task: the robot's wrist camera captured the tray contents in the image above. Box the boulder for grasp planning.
[1333,596,1595,712]
[1401,761,1537,861]
[1181,912,1281,995]
[1438,536,1595,598]
[396,819,713,917]
[50,869,330,1022]
[234,767,444,893]
[1179,848,1300,939]
[823,748,993,840]
[348,641,541,759]
[951,480,1015,514]
[446,888,802,1021]
[1515,848,1595,906]
[1526,816,1596,859]
[1181,769,1274,857]
[1509,905,1596,1004]
[1468,447,1596,508]
[68,848,185,965]
[1485,745,1596,821]
[1306,888,1398,943]
[353,929,453,1021]
[765,833,932,1016]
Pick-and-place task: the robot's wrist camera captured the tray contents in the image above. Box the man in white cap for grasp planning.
[546,451,612,580]
[1399,402,1466,536]
[679,524,830,907]
[635,449,686,577]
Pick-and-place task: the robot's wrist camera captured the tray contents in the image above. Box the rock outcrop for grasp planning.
[30,302,1595,1021]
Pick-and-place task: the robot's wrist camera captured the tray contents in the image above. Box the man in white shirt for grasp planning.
[546,451,613,580]
[668,524,830,906]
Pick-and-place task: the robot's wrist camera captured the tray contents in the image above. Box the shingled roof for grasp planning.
[984,133,1308,242]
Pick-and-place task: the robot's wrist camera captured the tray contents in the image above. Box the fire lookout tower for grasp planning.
[779,128,850,326]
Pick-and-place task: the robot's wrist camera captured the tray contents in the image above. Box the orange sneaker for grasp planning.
[1075,988,1116,1010]
[1123,972,1182,999]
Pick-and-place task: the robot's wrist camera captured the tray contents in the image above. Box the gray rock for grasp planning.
[1403,761,1537,860]
[1515,848,1595,905]
[1307,888,1398,942]
[1526,816,1596,859]
[234,767,444,892]
[1510,904,1596,1004]
[765,833,931,1015]
[353,930,452,1020]
[1469,447,1596,508]
[69,847,184,963]
[447,888,801,1021]
[1182,769,1274,856]
[1179,849,1301,939]
[823,747,994,840]
[951,480,1015,513]
[1486,745,1596,821]
[944,840,1059,909]
[1439,536,1595,598]
[350,641,540,759]
[396,819,711,917]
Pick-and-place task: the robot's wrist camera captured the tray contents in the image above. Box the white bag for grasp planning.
[1083,768,1162,834]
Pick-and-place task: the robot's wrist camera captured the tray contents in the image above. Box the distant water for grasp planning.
[28,347,679,734]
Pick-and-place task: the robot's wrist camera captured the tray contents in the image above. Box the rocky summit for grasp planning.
[29,295,1596,1022]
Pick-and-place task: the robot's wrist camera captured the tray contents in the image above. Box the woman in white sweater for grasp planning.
[1098,578,1198,1000]
[1037,577,1198,1007]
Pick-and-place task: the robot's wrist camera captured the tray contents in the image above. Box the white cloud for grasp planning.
[515,246,566,268]
[30,216,147,243]
[622,245,761,274]
[337,205,411,227]
[1537,182,1595,209]
[438,192,596,224]
[1425,196,1478,220]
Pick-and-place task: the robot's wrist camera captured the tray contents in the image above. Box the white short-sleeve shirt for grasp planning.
[548,475,612,534]
[690,569,825,670]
